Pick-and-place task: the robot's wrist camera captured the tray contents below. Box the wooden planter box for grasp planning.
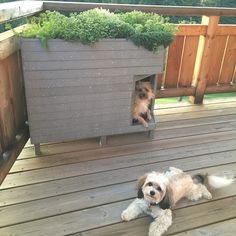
[21,39,164,153]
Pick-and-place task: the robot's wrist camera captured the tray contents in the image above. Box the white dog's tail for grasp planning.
[193,174,235,189]
[207,175,234,189]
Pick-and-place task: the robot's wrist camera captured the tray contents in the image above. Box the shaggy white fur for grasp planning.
[121,167,234,236]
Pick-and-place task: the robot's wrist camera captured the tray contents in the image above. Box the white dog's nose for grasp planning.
[150,190,155,196]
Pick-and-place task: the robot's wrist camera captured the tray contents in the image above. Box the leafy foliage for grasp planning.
[21,9,177,51]
[118,11,176,50]
[130,31,174,51]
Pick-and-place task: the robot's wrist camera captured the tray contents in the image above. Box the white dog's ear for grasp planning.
[159,186,173,209]
[137,174,147,199]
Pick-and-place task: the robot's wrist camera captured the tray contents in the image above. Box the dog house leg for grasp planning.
[148,130,154,139]
[34,143,41,156]
[99,136,107,146]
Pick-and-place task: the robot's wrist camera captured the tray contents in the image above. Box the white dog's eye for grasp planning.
[157,186,162,191]
[147,182,153,186]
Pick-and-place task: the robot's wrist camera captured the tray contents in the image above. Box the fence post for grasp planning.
[190,16,220,104]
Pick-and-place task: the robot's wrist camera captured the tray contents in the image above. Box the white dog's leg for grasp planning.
[148,209,172,236]
[121,198,149,222]
[186,184,212,201]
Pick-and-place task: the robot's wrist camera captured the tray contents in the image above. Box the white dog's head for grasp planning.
[137,172,173,209]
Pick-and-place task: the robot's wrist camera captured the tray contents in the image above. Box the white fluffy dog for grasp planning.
[121,167,234,236]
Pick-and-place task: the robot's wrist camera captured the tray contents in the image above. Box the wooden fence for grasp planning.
[0,26,29,183]
[0,1,236,183]
[157,22,236,103]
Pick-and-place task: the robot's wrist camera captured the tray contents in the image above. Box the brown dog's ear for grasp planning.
[137,174,147,199]
[158,186,173,209]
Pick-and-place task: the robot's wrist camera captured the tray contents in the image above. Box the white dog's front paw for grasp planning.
[121,210,132,222]
[149,209,172,236]
[204,191,212,200]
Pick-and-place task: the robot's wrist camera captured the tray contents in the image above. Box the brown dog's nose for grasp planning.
[150,191,155,196]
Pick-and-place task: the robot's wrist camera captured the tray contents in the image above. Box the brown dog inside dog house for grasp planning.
[132,77,155,128]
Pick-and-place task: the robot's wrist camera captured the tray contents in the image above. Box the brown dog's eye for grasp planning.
[157,186,162,191]
[147,182,153,186]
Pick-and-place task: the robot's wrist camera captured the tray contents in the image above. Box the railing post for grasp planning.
[190,16,219,104]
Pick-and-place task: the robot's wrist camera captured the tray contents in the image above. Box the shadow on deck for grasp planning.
[0,97,236,236]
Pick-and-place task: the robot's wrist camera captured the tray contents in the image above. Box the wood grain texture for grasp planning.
[43,1,236,16]
[1,164,235,228]
[22,39,162,144]
[194,16,220,104]
[178,36,199,87]
[21,39,164,52]
[163,36,184,88]
[2,147,236,189]
[1,100,236,235]
[0,127,29,185]
[172,218,236,236]
[218,36,236,85]
[73,197,236,236]
[176,25,206,36]
[26,83,133,98]
[216,25,236,35]
[17,99,236,160]
[24,66,161,79]
[24,76,133,88]
[0,1,43,23]
[0,27,21,60]
[21,49,161,62]
[206,35,228,86]
[0,53,28,183]
[9,137,236,174]
[0,60,15,149]
[23,58,160,71]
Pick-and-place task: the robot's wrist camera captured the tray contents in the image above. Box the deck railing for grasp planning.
[0,1,236,183]
[158,22,236,103]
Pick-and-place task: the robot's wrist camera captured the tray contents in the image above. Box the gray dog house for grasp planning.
[21,39,164,154]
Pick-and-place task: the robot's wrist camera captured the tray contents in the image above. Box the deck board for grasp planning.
[0,98,236,235]
[18,98,236,159]
[10,138,236,173]
[172,218,236,236]
[0,163,235,229]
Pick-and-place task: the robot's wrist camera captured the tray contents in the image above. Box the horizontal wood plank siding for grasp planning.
[25,83,133,97]
[21,39,156,52]
[24,76,133,88]
[26,92,132,106]
[21,50,161,61]
[23,58,160,71]
[30,117,156,144]
[27,97,130,113]
[21,39,163,144]
[24,66,161,79]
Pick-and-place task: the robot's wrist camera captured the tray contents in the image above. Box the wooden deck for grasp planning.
[0,97,236,236]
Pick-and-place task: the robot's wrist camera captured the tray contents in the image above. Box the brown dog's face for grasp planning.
[135,82,155,101]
